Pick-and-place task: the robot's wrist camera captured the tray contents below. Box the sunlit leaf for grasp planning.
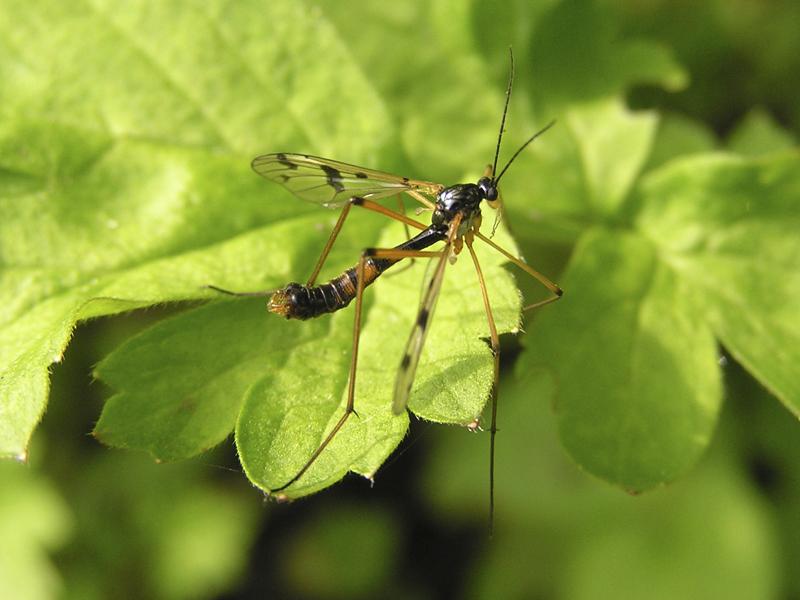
[0,0,389,458]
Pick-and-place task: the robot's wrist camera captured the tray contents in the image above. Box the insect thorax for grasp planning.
[432,183,484,232]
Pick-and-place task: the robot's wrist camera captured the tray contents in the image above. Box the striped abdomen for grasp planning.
[269,226,445,320]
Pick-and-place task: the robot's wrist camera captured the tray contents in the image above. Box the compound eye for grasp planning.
[477,177,498,201]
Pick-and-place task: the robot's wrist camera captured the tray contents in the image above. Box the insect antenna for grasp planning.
[491,48,516,183]
[490,48,556,186]
[494,120,556,186]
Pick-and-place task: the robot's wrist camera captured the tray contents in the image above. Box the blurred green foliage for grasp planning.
[1,0,799,598]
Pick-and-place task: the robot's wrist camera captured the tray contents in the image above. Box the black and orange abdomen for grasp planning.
[269,226,445,320]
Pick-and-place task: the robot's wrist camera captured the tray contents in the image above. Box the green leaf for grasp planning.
[10,0,794,513]
[55,452,261,600]
[0,0,391,458]
[469,0,556,65]
[561,462,779,600]
[97,222,521,497]
[523,228,722,489]
[529,0,687,111]
[2,0,525,499]
[423,369,587,526]
[563,99,659,217]
[94,296,335,460]
[424,370,780,600]
[316,1,505,183]
[644,113,718,172]
[0,1,392,157]
[238,225,521,495]
[0,461,72,600]
[502,98,658,246]
[637,152,800,416]
[510,107,799,493]
[727,108,797,156]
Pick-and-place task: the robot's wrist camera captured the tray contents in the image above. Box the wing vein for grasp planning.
[251,153,441,208]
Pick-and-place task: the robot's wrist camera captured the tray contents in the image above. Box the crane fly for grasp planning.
[210,50,562,532]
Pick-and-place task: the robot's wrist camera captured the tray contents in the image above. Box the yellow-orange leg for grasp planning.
[469,227,562,533]
[465,235,501,536]
[306,197,427,287]
[474,230,563,311]
[391,215,462,416]
[207,197,427,297]
[271,245,445,493]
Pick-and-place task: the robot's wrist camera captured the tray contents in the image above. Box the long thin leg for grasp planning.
[306,200,355,287]
[391,213,462,415]
[474,231,563,311]
[204,285,275,297]
[207,198,427,296]
[522,294,562,313]
[465,235,500,536]
[385,197,418,278]
[306,197,427,287]
[271,245,446,493]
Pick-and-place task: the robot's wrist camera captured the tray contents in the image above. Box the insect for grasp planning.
[210,50,562,531]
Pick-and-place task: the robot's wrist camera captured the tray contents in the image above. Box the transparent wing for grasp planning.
[392,242,451,414]
[251,153,442,208]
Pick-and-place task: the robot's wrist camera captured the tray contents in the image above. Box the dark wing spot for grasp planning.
[417,308,429,329]
[351,196,365,206]
[355,172,368,179]
[320,164,345,193]
[402,177,409,183]
[276,153,298,170]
